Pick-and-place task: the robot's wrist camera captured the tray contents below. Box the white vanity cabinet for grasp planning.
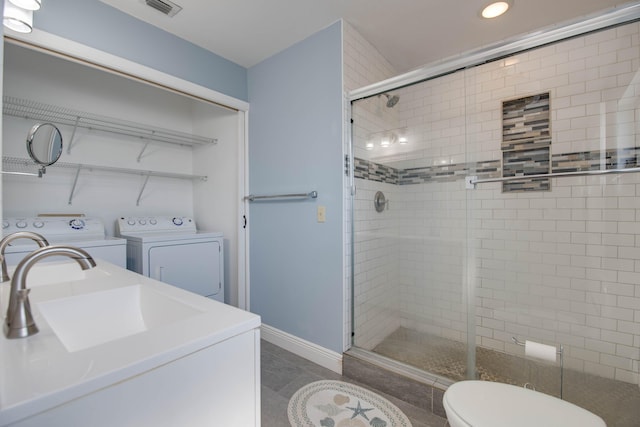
[0,262,261,427]
[8,330,260,427]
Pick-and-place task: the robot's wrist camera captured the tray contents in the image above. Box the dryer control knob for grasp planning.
[172,217,184,226]
[127,219,136,226]
[33,220,44,228]
[149,219,157,225]
[139,219,147,225]
[16,220,27,229]
[2,221,9,229]
[69,219,86,230]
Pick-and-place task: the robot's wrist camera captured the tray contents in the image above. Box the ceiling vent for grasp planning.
[145,0,183,17]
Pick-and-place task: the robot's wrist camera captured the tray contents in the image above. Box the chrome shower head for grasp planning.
[382,93,399,108]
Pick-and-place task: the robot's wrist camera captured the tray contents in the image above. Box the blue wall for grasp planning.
[34,0,247,101]
[25,0,345,353]
[247,21,344,353]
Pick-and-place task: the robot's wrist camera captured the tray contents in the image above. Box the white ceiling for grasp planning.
[100,0,634,73]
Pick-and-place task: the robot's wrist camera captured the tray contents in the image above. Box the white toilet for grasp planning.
[443,380,606,427]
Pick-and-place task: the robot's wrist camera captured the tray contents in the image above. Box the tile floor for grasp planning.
[372,327,640,427]
[261,340,448,427]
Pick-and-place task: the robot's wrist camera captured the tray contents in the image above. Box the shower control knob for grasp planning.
[172,217,183,226]
[33,220,44,228]
[16,220,27,229]
[69,219,86,230]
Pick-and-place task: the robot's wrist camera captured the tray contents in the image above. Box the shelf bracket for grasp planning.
[136,173,151,206]
[66,116,81,154]
[137,140,151,163]
[68,164,82,205]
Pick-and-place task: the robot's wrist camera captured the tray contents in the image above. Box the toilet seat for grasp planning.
[443,380,606,427]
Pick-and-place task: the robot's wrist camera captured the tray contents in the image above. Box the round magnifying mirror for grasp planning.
[26,123,63,171]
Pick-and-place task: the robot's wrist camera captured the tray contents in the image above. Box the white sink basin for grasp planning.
[1,261,96,322]
[10,260,88,287]
[37,285,202,352]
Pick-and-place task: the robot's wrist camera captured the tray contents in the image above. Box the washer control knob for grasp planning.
[69,219,86,230]
[172,217,183,226]
[149,219,157,225]
[16,220,28,229]
[139,219,147,225]
[2,221,9,229]
[127,219,136,226]
[33,220,44,229]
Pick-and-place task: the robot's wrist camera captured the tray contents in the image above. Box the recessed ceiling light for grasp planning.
[3,0,33,33]
[481,1,511,19]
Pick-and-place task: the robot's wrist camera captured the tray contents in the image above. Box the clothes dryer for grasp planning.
[115,216,224,303]
[2,217,126,267]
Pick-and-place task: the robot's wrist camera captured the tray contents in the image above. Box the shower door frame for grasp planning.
[347,2,640,382]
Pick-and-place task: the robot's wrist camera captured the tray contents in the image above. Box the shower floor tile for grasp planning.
[372,327,640,427]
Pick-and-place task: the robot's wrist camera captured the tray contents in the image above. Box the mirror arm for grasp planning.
[66,116,80,154]
[68,165,82,205]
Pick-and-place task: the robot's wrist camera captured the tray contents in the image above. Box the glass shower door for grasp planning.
[351,72,475,383]
[463,23,640,425]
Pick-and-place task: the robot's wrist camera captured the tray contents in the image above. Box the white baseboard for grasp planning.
[261,324,343,374]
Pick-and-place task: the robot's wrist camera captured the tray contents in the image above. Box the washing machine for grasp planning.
[115,216,224,303]
[2,217,127,267]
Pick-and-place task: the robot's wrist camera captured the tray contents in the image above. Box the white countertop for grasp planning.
[0,260,261,426]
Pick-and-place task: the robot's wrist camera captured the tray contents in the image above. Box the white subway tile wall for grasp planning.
[343,22,399,351]
[349,21,640,385]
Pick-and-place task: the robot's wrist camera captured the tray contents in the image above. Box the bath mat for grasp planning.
[288,380,412,427]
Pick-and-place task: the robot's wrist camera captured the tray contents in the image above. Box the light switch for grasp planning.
[317,206,326,223]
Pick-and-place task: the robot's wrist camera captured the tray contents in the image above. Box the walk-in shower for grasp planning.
[348,9,640,427]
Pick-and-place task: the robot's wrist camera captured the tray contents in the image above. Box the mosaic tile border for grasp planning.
[353,157,399,184]
[352,146,640,187]
[399,160,501,185]
[553,147,640,171]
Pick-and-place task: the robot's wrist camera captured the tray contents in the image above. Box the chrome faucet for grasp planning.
[4,245,96,339]
[0,231,50,282]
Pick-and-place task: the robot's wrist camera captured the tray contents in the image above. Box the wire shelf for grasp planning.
[1,156,40,177]
[3,156,207,206]
[3,156,206,181]
[3,96,217,147]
